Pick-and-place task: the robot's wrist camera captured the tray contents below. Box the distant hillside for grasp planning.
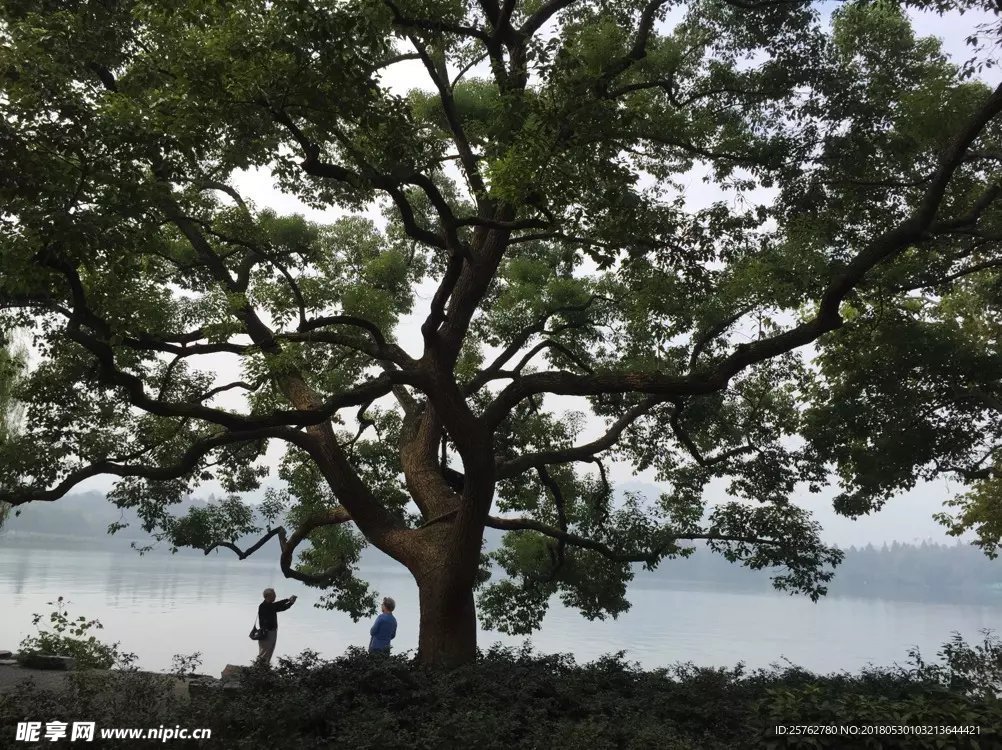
[7,489,1000,605]
[0,483,665,555]
[0,491,211,555]
[637,539,1002,603]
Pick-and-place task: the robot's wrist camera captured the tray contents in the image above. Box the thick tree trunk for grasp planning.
[416,574,478,668]
[402,422,494,668]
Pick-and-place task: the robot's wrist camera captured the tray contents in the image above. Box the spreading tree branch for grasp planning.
[203,506,357,586]
[486,515,786,565]
[497,397,663,478]
[1,427,306,506]
[483,82,1002,427]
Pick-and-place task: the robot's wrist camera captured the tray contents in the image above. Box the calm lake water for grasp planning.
[2,543,1000,677]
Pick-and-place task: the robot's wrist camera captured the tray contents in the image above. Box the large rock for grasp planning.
[186,679,220,700]
[220,664,247,682]
[187,681,210,699]
[17,653,76,670]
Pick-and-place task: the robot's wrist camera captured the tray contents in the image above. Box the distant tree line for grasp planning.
[5,491,1001,604]
[649,539,1002,602]
[833,541,1002,597]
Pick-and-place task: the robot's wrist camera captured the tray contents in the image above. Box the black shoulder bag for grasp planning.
[249,615,263,641]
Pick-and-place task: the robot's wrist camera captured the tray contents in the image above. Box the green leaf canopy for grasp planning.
[1,0,1000,661]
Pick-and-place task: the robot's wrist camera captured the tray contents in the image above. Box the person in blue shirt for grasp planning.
[368,596,397,654]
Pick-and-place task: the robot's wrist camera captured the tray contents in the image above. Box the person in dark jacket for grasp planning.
[368,597,397,654]
[257,588,296,664]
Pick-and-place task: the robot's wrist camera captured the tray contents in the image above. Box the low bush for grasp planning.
[1,634,1000,749]
[17,597,132,670]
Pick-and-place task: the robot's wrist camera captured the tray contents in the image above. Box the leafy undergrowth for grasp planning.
[17,597,132,671]
[2,636,1001,749]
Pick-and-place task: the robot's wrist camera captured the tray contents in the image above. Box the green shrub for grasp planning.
[17,597,131,670]
[906,630,1002,701]
[1,635,1001,749]
[751,632,1002,749]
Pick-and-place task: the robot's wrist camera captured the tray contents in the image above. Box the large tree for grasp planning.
[1,0,1000,666]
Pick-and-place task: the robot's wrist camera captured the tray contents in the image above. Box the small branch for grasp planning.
[931,182,1002,232]
[197,379,264,403]
[533,465,568,582]
[203,528,283,559]
[204,507,356,587]
[891,258,1002,293]
[278,507,355,586]
[669,403,758,468]
[466,297,604,393]
[385,0,492,42]
[520,0,579,37]
[510,339,593,377]
[269,106,451,251]
[592,0,672,95]
[451,52,489,90]
[197,180,250,211]
[366,52,423,75]
[421,252,465,344]
[486,515,785,564]
[1,427,305,506]
[498,397,663,478]
[689,305,755,370]
[407,32,488,205]
[419,508,460,528]
[936,444,1001,481]
[298,314,389,348]
[455,215,549,230]
[584,456,612,528]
